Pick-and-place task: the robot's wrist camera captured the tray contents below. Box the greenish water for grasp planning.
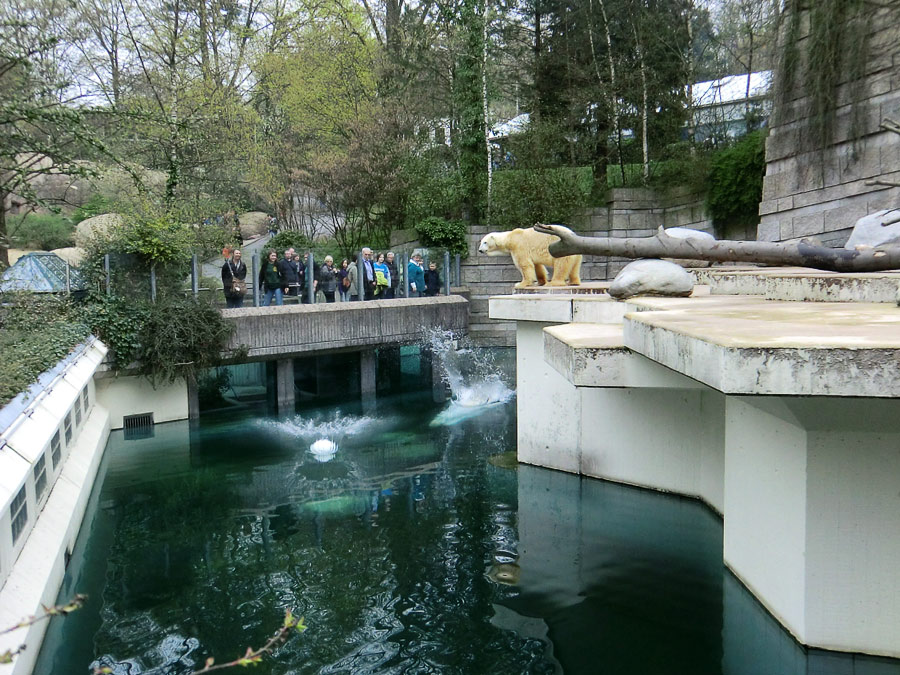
[35,390,900,674]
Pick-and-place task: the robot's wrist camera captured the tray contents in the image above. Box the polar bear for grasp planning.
[478,227,582,288]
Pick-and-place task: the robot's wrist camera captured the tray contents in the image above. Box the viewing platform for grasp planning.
[490,268,900,660]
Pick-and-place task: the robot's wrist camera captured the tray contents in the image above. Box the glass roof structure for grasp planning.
[0,252,85,293]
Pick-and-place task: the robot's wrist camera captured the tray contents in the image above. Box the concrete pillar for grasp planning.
[723,396,900,657]
[275,358,295,414]
[515,322,582,473]
[431,347,449,403]
[186,374,200,421]
[360,350,376,410]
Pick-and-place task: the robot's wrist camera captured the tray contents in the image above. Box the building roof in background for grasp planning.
[0,252,85,293]
[489,113,530,140]
[691,71,772,108]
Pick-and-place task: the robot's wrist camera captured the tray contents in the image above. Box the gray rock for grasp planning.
[608,259,694,299]
[844,210,900,249]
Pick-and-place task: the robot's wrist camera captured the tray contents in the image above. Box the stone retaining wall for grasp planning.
[758,4,900,246]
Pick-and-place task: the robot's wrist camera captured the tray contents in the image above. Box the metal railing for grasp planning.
[99,250,464,307]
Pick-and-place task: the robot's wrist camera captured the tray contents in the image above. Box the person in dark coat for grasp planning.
[259,249,285,306]
[384,251,399,299]
[277,248,298,299]
[318,255,338,303]
[221,249,247,309]
[424,261,442,297]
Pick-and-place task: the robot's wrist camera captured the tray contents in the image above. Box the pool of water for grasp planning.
[35,388,900,674]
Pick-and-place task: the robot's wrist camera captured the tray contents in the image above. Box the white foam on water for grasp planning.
[262,413,376,441]
[425,329,515,426]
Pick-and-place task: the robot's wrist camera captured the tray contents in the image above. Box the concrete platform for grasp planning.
[692,266,900,303]
[626,298,900,397]
[491,287,900,658]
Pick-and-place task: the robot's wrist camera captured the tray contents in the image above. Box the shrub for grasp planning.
[0,293,89,406]
[491,166,593,231]
[72,194,114,224]
[415,217,468,256]
[8,213,75,250]
[706,131,767,234]
[268,231,313,253]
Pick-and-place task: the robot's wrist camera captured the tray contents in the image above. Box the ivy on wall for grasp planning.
[706,131,767,235]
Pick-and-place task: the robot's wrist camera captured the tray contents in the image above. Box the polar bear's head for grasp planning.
[478,232,506,256]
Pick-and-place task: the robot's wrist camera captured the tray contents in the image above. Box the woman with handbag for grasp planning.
[338,259,351,302]
[221,249,248,309]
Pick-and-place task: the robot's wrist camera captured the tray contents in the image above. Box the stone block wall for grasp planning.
[394,187,710,347]
[758,4,900,246]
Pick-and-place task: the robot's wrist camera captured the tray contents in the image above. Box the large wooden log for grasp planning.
[533,223,900,273]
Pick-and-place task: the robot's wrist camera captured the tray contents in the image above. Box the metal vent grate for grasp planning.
[123,412,154,440]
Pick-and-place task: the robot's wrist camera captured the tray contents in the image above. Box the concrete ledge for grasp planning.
[544,323,707,390]
[0,405,110,675]
[625,299,900,397]
[544,324,629,387]
[489,295,574,323]
[764,272,900,302]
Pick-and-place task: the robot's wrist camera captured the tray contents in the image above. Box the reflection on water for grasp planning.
[35,388,900,674]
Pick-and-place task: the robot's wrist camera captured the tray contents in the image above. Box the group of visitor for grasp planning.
[221,247,445,308]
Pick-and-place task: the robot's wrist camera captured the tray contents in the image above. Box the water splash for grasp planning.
[425,329,515,426]
[265,412,376,440]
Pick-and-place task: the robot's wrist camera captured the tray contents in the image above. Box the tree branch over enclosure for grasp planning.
[533,223,900,273]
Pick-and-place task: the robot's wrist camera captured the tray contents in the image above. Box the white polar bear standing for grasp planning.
[478,227,582,289]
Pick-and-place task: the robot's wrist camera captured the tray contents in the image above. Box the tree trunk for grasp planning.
[482,7,492,227]
[534,223,900,273]
[0,191,9,268]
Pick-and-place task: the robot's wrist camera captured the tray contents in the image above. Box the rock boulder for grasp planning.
[608,259,694,299]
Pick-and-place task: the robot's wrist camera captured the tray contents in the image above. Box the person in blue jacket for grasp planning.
[407,253,425,298]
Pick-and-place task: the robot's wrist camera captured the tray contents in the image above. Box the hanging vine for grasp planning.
[776,0,882,153]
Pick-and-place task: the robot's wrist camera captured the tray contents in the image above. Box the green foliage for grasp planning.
[78,295,150,368]
[269,231,313,253]
[491,167,593,231]
[415,217,468,256]
[79,293,235,385]
[134,296,235,385]
[119,216,196,265]
[706,131,766,233]
[0,293,90,406]
[7,213,75,250]
[72,194,115,224]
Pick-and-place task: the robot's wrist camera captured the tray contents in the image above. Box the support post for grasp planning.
[186,372,200,422]
[402,253,410,298]
[443,251,451,295]
[150,265,157,302]
[358,250,366,300]
[307,251,315,304]
[191,254,199,299]
[360,349,376,410]
[65,262,71,294]
[104,253,111,295]
[275,358,295,414]
[252,254,259,307]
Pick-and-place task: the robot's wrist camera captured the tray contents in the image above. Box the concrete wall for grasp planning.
[95,375,190,430]
[758,3,900,246]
